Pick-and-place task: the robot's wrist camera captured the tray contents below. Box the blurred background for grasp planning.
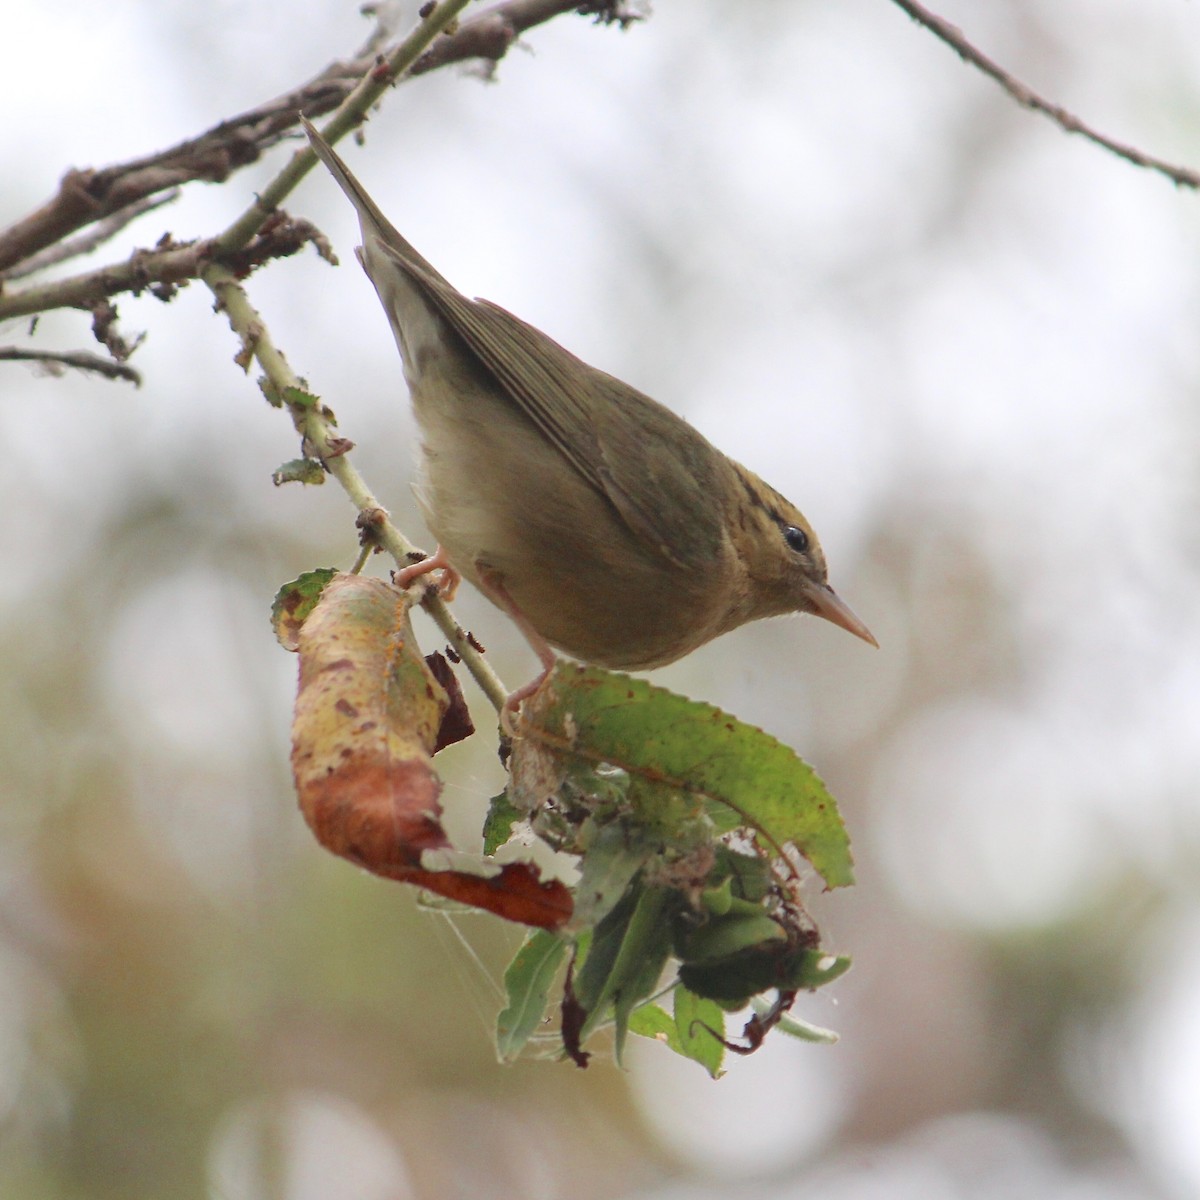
[3,0,1199,1196]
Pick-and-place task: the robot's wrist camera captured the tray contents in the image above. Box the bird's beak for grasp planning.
[808,583,878,648]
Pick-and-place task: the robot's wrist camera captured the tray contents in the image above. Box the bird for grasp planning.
[301,117,876,709]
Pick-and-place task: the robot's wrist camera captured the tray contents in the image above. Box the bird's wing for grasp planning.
[302,120,725,570]
[386,252,725,571]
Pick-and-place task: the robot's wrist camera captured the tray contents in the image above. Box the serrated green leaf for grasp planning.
[270,568,339,650]
[627,1004,682,1053]
[522,664,853,888]
[495,930,567,1062]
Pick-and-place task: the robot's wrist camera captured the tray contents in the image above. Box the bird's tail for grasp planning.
[300,115,448,286]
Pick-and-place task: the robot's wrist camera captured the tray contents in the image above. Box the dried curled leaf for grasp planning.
[290,573,571,929]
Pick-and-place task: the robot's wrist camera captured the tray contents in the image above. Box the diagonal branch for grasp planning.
[206,263,511,714]
[889,0,1200,190]
[0,73,352,277]
[0,213,327,323]
[0,191,180,283]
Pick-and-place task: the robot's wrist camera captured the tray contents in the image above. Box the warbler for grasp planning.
[302,118,875,704]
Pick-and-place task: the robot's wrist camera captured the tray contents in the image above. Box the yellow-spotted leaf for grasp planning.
[291,573,571,930]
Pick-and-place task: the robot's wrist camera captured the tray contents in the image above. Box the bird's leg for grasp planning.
[476,566,558,726]
[395,544,462,601]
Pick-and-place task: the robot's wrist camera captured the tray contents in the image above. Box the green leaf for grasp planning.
[674,987,726,1078]
[782,950,852,990]
[680,947,852,1008]
[701,877,734,916]
[522,664,853,888]
[611,888,674,1063]
[270,568,338,650]
[272,457,326,486]
[495,930,568,1062]
[574,881,673,1062]
[572,886,638,1017]
[675,913,787,965]
[625,990,727,1077]
[751,1000,839,1045]
[481,791,522,856]
[571,821,659,927]
[715,845,773,904]
[258,376,283,407]
[282,384,320,410]
[627,1004,683,1054]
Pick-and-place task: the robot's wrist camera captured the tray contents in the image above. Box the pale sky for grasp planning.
[3,2,1200,1196]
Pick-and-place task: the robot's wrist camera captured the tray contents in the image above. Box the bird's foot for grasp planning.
[395,545,461,601]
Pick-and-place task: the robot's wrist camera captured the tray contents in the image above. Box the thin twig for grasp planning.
[0,0,637,321]
[0,346,141,385]
[412,0,643,76]
[889,0,1200,190]
[0,240,202,322]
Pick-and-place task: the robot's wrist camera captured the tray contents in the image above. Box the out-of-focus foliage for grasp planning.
[3,1,1200,1198]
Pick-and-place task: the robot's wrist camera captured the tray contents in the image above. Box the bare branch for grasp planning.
[205,262,511,713]
[0,239,208,322]
[412,0,644,75]
[0,345,142,385]
[0,191,180,283]
[0,0,642,278]
[0,212,325,324]
[0,74,351,276]
[889,0,1200,190]
[0,0,476,320]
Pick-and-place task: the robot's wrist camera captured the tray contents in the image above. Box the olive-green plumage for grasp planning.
[303,119,875,678]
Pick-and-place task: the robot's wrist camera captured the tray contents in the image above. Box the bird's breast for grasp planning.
[409,379,742,669]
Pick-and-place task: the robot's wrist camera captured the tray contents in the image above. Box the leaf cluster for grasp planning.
[279,573,853,1075]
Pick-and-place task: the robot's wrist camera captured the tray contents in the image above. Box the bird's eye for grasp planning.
[783,525,809,554]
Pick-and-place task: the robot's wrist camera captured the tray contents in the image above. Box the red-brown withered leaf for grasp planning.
[291,574,571,929]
